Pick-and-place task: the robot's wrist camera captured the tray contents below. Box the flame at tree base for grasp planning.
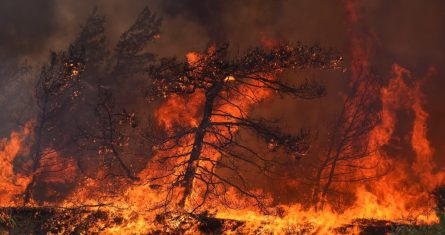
[0,204,439,234]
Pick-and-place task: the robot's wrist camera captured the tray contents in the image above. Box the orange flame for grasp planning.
[345,64,443,224]
[0,122,32,206]
[1,2,441,233]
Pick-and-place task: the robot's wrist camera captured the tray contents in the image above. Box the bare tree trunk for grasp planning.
[24,96,48,204]
[110,146,139,180]
[312,149,332,207]
[312,106,345,208]
[319,146,343,208]
[178,83,222,208]
[313,91,367,209]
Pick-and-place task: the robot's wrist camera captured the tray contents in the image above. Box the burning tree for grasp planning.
[146,43,343,211]
[24,9,108,203]
[23,7,162,202]
[311,0,387,210]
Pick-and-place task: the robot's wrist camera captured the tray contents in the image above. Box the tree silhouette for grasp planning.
[75,7,161,183]
[311,73,382,209]
[146,43,343,211]
[114,7,161,77]
[77,87,140,180]
[24,9,107,203]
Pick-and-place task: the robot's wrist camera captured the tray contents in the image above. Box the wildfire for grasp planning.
[0,1,443,234]
[3,36,440,235]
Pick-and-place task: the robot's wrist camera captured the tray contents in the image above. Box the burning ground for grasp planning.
[1,0,445,234]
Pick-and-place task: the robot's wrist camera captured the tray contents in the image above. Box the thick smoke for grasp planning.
[157,0,284,44]
[0,0,57,63]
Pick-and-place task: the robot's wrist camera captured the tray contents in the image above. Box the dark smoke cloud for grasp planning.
[157,0,284,44]
[158,0,227,42]
[0,0,57,63]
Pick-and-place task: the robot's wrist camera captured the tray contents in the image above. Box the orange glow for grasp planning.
[0,122,32,206]
[40,34,443,235]
[224,75,236,82]
[1,2,442,233]
[155,92,204,129]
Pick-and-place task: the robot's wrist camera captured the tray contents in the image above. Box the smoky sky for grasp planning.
[159,0,227,42]
[1,0,444,63]
[0,0,57,62]
[158,0,285,43]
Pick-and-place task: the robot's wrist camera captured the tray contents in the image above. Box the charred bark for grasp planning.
[178,82,223,208]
